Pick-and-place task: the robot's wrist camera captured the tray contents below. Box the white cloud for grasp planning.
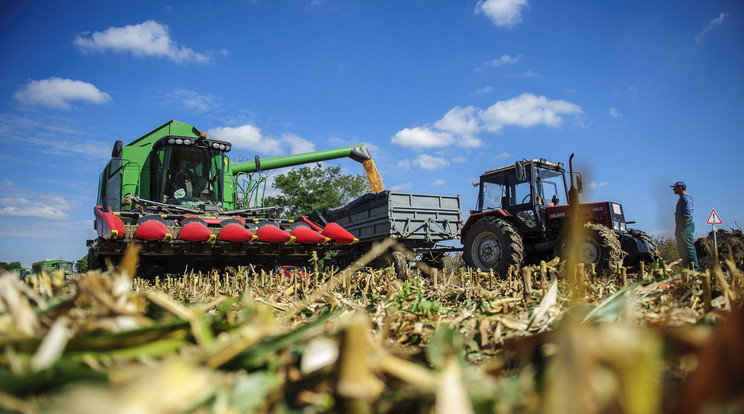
[207,124,283,155]
[396,159,411,170]
[166,89,222,112]
[26,137,110,160]
[389,182,412,192]
[475,0,529,28]
[281,133,315,154]
[696,12,728,45]
[391,127,453,150]
[609,108,622,118]
[207,124,281,154]
[482,54,522,68]
[434,106,481,136]
[0,197,70,220]
[207,125,316,156]
[391,93,582,149]
[431,179,447,186]
[13,77,111,110]
[588,181,610,189]
[0,219,93,240]
[495,152,512,160]
[1,178,13,187]
[74,20,210,63]
[479,93,582,132]
[414,154,449,171]
[474,85,493,95]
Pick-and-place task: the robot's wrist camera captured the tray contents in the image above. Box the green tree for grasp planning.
[75,255,89,273]
[0,261,22,271]
[265,165,370,217]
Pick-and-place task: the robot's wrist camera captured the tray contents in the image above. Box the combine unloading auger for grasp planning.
[88,120,365,275]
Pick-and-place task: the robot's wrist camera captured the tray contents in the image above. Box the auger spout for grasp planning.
[231,145,371,174]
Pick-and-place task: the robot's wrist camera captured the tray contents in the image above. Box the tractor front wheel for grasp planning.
[462,218,524,276]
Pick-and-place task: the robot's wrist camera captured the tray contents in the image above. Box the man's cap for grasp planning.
[670,181,686,189]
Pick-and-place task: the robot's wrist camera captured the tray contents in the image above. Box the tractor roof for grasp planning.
[482,159,564,176]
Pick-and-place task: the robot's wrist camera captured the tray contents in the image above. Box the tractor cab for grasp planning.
[152,135,232,209]
[475,159,569,237]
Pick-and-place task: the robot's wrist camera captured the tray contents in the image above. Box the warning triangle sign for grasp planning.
[706,209,723,225]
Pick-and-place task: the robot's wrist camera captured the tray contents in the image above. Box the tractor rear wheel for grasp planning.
[463,217,524,275]
[625,228,660,267]
[559,223,623,271]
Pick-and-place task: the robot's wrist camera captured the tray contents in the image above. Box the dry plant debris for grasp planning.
[1,240,743,414]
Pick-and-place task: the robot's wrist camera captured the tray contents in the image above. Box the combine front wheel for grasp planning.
[462,218,524,276]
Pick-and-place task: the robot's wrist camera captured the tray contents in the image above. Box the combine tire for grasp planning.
[559,223,622,271]
[463,217,523,275]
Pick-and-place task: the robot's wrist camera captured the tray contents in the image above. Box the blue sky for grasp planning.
[1,0,742,267]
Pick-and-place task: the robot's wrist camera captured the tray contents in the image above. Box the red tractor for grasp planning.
[461,156,658,275]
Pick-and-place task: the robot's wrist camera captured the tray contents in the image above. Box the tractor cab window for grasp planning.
[480,175,507,210]
[534,167,567,206]
[508,173,532,206]
[505,172,539,228]
[159,146,222,207]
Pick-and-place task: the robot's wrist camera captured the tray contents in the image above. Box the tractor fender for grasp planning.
[461,209,513,237]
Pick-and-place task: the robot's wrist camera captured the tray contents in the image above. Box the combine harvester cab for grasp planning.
[88,120,362,275]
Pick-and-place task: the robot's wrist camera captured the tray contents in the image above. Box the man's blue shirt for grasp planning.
[675,194,693,226]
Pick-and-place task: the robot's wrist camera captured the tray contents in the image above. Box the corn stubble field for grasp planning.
[2,232,744,414]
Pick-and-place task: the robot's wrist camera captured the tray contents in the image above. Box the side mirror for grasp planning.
[111,140,123,158]
[472,181,479,187]
[552,194,559,206]
[515,161,527,182]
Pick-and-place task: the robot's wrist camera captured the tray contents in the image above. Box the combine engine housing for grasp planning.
[88,120,362,275]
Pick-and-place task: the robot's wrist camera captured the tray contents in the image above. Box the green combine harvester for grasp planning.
[88,120,368,275]
[32,260,73,276]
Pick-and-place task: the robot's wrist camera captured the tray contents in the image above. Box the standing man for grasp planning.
[672,181,699,270]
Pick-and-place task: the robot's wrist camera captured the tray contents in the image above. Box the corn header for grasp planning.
[88,120,367,275]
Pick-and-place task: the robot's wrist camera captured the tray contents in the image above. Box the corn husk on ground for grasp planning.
[1,241,743,414]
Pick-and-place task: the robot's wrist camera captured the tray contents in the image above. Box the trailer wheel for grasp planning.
[558,223,623,271]
[380,251,409,278]
[463,217,523,275]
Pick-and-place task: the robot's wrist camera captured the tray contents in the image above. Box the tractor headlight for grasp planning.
[213,143,220,149]
[168,138,175,144]
[620,223,626,231]
[184,139,192,145]
[175,138,183,145]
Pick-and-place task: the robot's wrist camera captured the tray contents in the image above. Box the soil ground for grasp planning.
[695,228,744,270]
